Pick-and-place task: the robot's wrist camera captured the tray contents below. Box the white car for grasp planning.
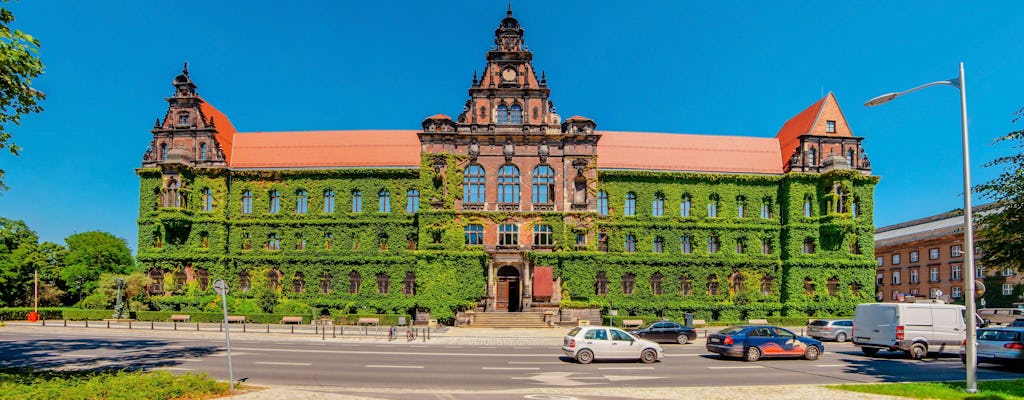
[561,325,664,364]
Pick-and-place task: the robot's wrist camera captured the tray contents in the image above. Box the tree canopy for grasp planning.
[976,125,1024,274]
[0,3,45,191]
[61,231,134,300]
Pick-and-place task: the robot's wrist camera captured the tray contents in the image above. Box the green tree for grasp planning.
[0,3,46,191]
[976,122,1024,274]
[0,217,47,306]
[60,231,134,301]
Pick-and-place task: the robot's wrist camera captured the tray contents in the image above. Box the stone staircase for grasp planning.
[470,312,551,328]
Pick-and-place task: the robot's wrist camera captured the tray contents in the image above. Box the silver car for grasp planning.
[561,326,664,364]
[960,327,1024,366]
[806,319,853,342]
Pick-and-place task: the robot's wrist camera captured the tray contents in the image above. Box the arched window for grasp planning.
[622,273,636,295]
[650,272,663,295]
[239,270,251,292]
[497,164,520,204]
[498,223,518,246]
[160,143,168,160]
[348,271,361,294]
[707,275,719,295]
[680,236,692,254]
[296,190,308,214]
[652,193,664,217]
[653,236,664,253]
[807,147,817,166]
[378,189,391,213]
[496,104,509,124]
[510,104,523,124]
[731,272,744,294]
[241,190,253,214]
[200,143,208,161]
[293,272,305,293]
[680,194,692,217]
[827,276,839,296]
[196,268,209,291]
[376,273,390,294]
[163,180,181,208]
[851,198,859,218]
[624,192,636,216]
[465,224,484,245]
[531,165,555,204]
[268,190,280,214]
[707,194,719,218]
[403,272,416,295]
[597,191,609,215]
[533,224,553,246]
[267,269,280,290]
[463,165,486,204]
[320,272,332,293]
[625,234,636,253]
[707,233,720,254]
[802,238,816,254]
[324,190,335,213]
[736,196,746,218]
[352,190,362,213]
[406,189,420,213]
[680,274,692,296]
[761,275,773,295]
[595,271,608,295]
[201,188,214,212]
[378,233,388,250]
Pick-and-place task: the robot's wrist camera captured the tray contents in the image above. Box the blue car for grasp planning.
[706,325,824,362]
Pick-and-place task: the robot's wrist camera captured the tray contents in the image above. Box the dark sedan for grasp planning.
[630,321,698,344]
[706,325,823,362]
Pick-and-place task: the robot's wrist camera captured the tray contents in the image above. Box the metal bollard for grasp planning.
[107,321,110,329]
[423,328,426,342]
[196,323,199,331]
[243,323,246,333]
[174,322,177,331]
[266,324,270,333]
[151,321,154,330]
[64,320,67,327]
[85,320,89,328]
[42,319,46,326]
[291,325,294,334]
[332,325,336,338]
[128,321,132,329]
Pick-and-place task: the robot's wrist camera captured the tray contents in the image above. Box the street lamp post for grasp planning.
[865,62,978,393]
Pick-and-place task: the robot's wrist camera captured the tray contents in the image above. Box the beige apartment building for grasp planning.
[874,203,1020,305]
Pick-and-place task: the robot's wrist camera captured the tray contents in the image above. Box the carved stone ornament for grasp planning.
[538,142,549,162]
[861,152,871,168]
[790,149,801,166]
[503,139,515,162]
[572,158,588,176]
[468,140,480,161]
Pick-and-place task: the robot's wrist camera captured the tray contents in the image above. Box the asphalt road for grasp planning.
[1,327,1022,397]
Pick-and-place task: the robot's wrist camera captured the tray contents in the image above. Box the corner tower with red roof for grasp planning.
[136,8,878,326]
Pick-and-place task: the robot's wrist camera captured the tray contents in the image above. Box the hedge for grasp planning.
[0,307,65,321]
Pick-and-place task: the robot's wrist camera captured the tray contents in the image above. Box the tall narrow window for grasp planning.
[200,143,208,161]
[598,233,608,252]
[497,165,520,204]
[378,190,391,212]
[325,232,334,249]
[239,271,251,292]
[378,233,388,250]
[465,224,484,245]
[652,193,664,217]
[595,271,608,295]
[761,197,771,219]
[496,104,509,124]
[242,232,251,250]
[199,231,209,248]
[406,189,420,213]
[267,269,280,290]
[680,236,692,254]
[761,238,772,255]
[736,196,746,218]
[707,233,720,254]
[707,194,718,218]
[531,165,555,203]
[625,234,636,253]
[296,190,308,214]
[163,180,181,208]
[352,190,362,213]
[533,225,553,246]
[624,192,636,216]
[802,238,816,254]
[622,273,636,295]
[293,272,305,293]
[827,277,839,296]
[498,223,519,246]
[707,275,719,295]
[653,236,664,253]
[851,200,859,218]
[267,233,280,250]
[196,268,209,290]
[761,275,773,295]
[376,273,389,294]
[463,165,486,204]
[731,272,744,294]
[680,274,692,295]
[803,196,812,217]
[597,191,609,215]
[650,272,663,295]
[324,190,335,213]
[680,194,692,217]
[295,234,306,250]
[808,148,817,166]
[735,237,746,254]
[403,272,416,295]
[510,104,523,124]
[269,190,280,214]
[241,190,252,214]
[348,271,361,294]
[846,149,854,166]
[202,188,214,212]
[160,143,168,160]
[804,278,815,295]
[320,272,332,293]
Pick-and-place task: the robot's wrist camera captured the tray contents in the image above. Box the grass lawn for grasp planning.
[0,368,234,400]
[829,379,1024,399]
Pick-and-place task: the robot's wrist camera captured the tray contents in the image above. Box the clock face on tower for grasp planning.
[501,67,517,82]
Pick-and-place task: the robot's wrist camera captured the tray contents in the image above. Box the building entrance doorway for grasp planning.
[496,265,521,312]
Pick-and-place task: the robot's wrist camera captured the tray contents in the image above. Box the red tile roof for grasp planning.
[597,131,783,174]
[229,130,422,169]
[199,100,237,162]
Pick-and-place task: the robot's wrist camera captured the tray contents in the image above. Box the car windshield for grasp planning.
[718,326,745,335]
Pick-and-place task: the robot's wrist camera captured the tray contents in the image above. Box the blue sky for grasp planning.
[2,1,1022,252]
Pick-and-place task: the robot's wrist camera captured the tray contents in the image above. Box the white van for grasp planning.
[852,302,970,359]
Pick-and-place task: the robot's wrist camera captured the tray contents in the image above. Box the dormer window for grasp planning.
[200,143,208,161]
[807,148,817,166]
[826,120,836,133]
[177,113,190,127]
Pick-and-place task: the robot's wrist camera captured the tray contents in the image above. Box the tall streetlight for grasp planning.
[865,62,978,393]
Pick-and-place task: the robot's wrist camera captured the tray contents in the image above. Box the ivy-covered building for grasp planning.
[136,9,878,322]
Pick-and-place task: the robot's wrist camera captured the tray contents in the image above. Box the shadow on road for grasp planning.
[0,337,219,372]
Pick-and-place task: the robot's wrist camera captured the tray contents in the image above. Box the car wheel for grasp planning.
[861,347,879,356]
[834,332,847,343]
[576,349,594,364]
[909,343,927,360]
[960,355,967,365]
[676,334,689,345]
[744,346,761,362]
[640,348,658,364]
[804,346,821,360]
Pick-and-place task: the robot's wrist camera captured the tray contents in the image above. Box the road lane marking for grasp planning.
[482,367,540,370]
[508,361,563,364]
[707,366,765,369]
[366,365,424,369]
[253,362,311,366]
[233,347,552,357]
[597,367,655,370]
